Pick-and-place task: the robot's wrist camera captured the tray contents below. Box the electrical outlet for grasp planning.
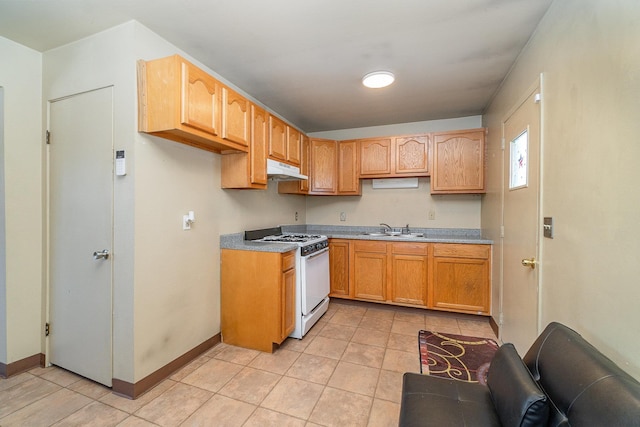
[340,212,347,221]
[428,210,436,220]
[295,211,299,221]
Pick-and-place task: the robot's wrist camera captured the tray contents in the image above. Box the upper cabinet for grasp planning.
[221,86,250,148]
[359,134,430,178]
[269,115,301,166]
[137,55,247,153]
[221,104,268,189]
[431,128,486,194]
[279,138,360,196]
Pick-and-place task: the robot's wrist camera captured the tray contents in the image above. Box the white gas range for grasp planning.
[245,227,330,339]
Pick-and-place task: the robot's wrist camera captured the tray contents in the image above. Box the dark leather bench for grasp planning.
[399,322,640,426]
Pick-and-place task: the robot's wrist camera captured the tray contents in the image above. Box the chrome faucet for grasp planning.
[380,223,392,232]
[404,224,410,234]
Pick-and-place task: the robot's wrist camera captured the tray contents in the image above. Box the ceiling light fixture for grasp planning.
[362,71,395,89]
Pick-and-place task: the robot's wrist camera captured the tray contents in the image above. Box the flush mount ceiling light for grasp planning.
[362,71,395,89]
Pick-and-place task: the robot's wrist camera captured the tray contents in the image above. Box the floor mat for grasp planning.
[419,330,499,385]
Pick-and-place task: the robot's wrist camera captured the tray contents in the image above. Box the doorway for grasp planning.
[501,81,542,354]
[48,87,114,386]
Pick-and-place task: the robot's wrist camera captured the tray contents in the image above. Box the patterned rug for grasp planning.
[419,330,499,385]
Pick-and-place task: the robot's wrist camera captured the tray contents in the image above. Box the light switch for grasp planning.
[543,217,553,238]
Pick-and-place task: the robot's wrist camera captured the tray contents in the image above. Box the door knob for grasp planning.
[93,249,110,260]
[521,257,536,269]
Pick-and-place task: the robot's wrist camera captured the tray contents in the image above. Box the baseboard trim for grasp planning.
[489,316,500,339]
[112,333,221,399]
[0,353,44,378]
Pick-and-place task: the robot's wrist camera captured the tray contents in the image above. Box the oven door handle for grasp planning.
[304,247,329,260]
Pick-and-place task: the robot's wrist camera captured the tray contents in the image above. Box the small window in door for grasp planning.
[509,129,529,190]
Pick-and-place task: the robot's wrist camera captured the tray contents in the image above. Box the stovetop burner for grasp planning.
[244,226,325,245]
[260,234,323,243]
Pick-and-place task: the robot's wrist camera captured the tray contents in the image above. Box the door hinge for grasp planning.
[45,322,50,337]
[46,130,51,145]
[498,312,504,325]
[500,225,505,238]
[501,137,505,150]
[534,93,542,104]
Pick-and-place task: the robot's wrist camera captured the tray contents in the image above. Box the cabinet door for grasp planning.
[353,242,387,301]
[329,240,350,297]
[432,129,485,193]
[287,126,301,165]
[309,138,337,194]
[299,135,310,192]
[269,115,287,161]
[432,256,490,314]
[181,61,220,136]
[395,135,429,175]
[221,86,249,147]
[281,267,296,340]
[390,243,428,307]
[359,138,393,177]
[251,104,268,185]
[337,140,360,195]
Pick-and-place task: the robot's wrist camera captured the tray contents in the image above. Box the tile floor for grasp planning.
[0,300,498,426]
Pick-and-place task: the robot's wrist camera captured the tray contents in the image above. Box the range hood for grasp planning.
[266,159,308,181]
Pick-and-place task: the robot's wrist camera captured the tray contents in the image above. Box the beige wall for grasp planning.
[0,36,43,366]
[308,116,483,228]
[42,21,307,382]
[483,0,640,379]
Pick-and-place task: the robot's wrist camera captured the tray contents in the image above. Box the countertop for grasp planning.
[220,225,492,253]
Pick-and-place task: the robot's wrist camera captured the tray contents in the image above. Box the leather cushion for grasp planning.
[487,343,549,427]
[400,372,500,426]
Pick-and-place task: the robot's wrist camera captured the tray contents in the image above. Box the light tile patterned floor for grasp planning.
[0,300,498,426]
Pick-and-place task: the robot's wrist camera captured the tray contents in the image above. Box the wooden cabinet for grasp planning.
[329,240,350,297]
[137,55,247,153]
[221,86,250,147]
[221,104,268,189]
[337,140,360,195]
[277,134,310,195]
[432,243,491,314]
[268,115,301,166]
[395,135,430,175]
[431,128,486,194]
[287,126,301,165]
[359,138,393,177]
[359,135,430,178]
[390,243,429,307]
[309,138,337,194]
[328,238,491,314]
[221,249,296,352]
[290,138,359,196]
[352,241,387,301]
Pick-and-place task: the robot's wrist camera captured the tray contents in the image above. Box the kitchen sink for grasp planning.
[398,233,424,238]
[362,232,387,237]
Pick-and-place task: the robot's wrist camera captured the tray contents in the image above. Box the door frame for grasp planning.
[44,87,115,372]
[499,74,545,341]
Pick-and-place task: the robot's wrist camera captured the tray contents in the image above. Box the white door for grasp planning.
[49,87,113,386]
[501,84,542,354]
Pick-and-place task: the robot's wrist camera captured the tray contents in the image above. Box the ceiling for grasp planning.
[0,0,553,132]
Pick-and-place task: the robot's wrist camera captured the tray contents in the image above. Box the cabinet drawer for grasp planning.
[282,251,296,271]
[433,244,489,259]
[391,242,429,255]
[353,241,387,253]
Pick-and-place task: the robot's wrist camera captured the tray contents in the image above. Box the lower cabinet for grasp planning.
[329,240,350,297]
[432,244,490,315]
[353,241,387,301]
[389,243,429,307]
[221,249,296,352]
[328,239,491,315]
